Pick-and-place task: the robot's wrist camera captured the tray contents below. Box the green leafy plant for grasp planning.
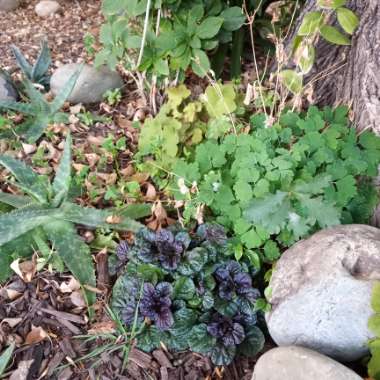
[112,223,264,365]
[0,70,80,142]
[280,0,359,93]
[0,134,151,304]
[136,83,237,178]
[168,106,380,262]
[0,343,14,376]
[11,39,52,89]
[368,282,380,380]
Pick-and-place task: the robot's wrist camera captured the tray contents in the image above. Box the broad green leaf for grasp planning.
[168,308,197,350]
[220,7,246,31]
[196,17,223,39]
[369,314,380,336]
[295,44,315,74]
[299,195,340,227]
[210,344,236,366]
[368,347,380,379]
[50,66,83,112]
[0,344,15,376]
[238,326,265,356]
[119,204,151,219]
[173,277,196,300]
[192,49,211,77]
[166,85,191,111]
[0,191,31,208]
[337,8,359,35]
[0,207,61,246]
[320,25,350,45]
[52,134,71,203]
[298,11,323,36]
[204,83,236,118]
[372,282,380,313]
[279,70,303,94]
[0,155,48,202]
[317,0,346,8]
[60,202,142,232]
[188,324,215,354]
[44,220,96,304]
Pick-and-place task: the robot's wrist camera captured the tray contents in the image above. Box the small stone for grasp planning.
[0,0,20,11]
[22,143,37,155]
[252,346,362,380]
[35,0,60,17]
[0,74,18,101]
[266,224,380,361]
[50,64,124,104]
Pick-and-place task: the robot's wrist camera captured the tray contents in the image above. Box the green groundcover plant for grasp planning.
[167,106,380,262]
[368,282,380,379]
[0,134,150,303]
[112,223,264,365]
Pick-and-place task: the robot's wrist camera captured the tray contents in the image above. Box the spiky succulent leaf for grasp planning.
[52,134,71,204]
[11,44,33,78]
[0,343,15,376]
[23,115,51,143]
[31,39,51,85]
[44,220,96,304]
[0,207,62,246]
[0,155,48,202]
[0,191,32,208]
[22,79,47,109]
[119,203,152,219]
[0,100,35,115]
[60,202,143,232]
[50,67,82,113]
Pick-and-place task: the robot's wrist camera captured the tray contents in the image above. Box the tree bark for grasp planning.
[284,0,380,134]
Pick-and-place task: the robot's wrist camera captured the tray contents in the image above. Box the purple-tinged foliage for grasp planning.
[214,261,260,302]
[140,282,174,331]
[207,313,245,346]
[112,223,264,366]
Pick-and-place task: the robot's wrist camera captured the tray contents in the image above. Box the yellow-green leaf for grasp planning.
[372,282,380,313]
[295,44,315,74]
[320,25,350,45]
[279,70,303,94]
[317,0,346,9]
[337,7,359,35]
[298,11,323,36]
[369,314,380,336]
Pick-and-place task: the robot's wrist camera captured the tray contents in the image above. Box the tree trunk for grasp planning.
[284,0,380,134]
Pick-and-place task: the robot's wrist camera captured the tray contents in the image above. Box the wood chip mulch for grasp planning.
[0,0,102,71]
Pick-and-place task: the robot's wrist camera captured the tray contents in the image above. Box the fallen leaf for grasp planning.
[25,326,49,345]
[144,183,157,201]
[59,277,81,293]
[1,318,22,328]
[88,321,116,335]
[10,258,36,283]
[70,291,86,308]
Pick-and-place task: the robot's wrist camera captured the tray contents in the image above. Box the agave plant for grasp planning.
[0,70,79,143]
[11,39,51,89]
[0,134,150,304]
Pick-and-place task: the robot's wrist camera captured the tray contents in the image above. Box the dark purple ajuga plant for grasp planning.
[207,312,245,346]
[214,261,260,302]
[155,229,185,270]
[140,282,174,330]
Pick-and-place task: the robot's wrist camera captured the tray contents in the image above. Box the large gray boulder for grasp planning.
[50,64,123,104]
[0,0,20,11]
[252,346,362,380]
[0,74,18,101]
[266,224,380,362]
[35,0,60,17]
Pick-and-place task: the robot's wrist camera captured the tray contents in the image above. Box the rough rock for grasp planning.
[0,0,20,11]
[0,74,18,101]
[50,63,123,104]
[266,224,380,361]
[35,1,60,17]
[252,346,362,380]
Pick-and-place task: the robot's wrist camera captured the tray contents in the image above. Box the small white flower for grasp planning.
[177,178,189,195]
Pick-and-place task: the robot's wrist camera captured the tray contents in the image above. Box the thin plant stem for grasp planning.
[136,0,152,69]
